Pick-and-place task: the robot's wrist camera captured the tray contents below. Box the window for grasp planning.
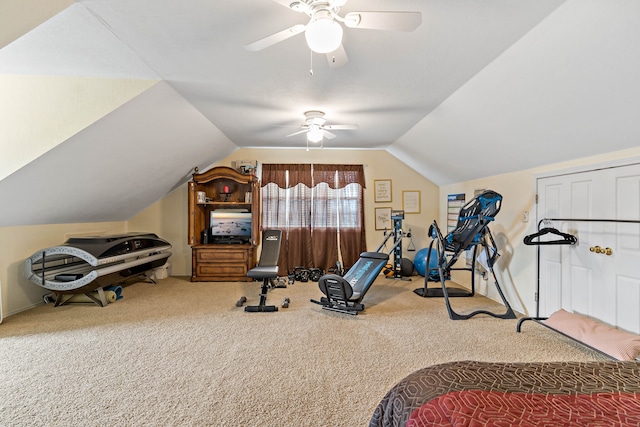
[261,164,365,274]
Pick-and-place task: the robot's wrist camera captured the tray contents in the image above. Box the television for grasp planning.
[209,210,252,243]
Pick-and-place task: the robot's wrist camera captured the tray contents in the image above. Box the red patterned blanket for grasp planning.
[407,390,640,426]
[369,361,640,427]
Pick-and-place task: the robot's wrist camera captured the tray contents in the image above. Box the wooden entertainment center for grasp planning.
[187,166,259,282]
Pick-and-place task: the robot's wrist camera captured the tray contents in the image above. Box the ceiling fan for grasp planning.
[245,0,421,67]
[286,110,358,149]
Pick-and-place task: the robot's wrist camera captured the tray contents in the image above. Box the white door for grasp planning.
[536,163,640,333]
[609,167,640,333]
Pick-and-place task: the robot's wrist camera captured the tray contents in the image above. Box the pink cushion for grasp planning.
[545,309,640,361]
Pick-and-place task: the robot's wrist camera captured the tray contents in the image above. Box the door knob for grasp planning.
[589,246,612,255]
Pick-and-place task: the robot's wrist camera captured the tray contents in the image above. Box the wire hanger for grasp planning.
[523,227,577,246]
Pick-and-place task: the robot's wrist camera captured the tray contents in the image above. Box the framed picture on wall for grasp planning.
[375,207,392,230]
[402,190,421,214]
[374,179,392,203]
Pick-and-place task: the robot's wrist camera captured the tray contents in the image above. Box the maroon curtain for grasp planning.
[312,164,365,268]
[310,183,339,270]
[261,164,365,273]
[262,163,312,188]
[261,164,288,188]
[313,164,365,188]
[339,190,366,268]
[261,165,313,274]
[284,184,313,274]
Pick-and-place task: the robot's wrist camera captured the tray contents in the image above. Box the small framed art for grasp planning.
[374,179,392,203]
[402,190,421,214]
[375,207,392,230]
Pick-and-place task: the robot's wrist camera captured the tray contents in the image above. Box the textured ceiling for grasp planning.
[74,0,567,150]
[1,0,640,225]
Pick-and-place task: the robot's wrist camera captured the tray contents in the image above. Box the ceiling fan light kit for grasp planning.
[245,0,421,67]
[305,12,343,53]
[307,125,324,143]
[285,110,358,148]
[245,1,419,148]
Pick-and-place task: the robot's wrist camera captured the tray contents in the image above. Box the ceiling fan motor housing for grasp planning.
[304,110,327,126]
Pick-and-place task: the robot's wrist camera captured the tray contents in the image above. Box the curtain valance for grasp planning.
[261,164,365,189]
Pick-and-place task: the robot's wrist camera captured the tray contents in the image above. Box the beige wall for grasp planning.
[129,148,441,278]
[4,146,639,319]
[0,148,438,318]
[439,147,640,316]
[128,183,190,276]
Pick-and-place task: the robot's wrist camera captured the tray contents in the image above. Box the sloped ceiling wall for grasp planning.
[0,82,236,226]
[389,0,640,184]
[0,3,237,226]
[0,75,157,181]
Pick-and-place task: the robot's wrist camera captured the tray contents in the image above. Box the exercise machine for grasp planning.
[310,228,403,315]
[384,210,412,281]
[413,190,516,320]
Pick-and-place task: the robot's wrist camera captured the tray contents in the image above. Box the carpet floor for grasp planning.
[0,275,605,426]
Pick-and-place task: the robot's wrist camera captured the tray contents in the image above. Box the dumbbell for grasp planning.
[236,296,247,307]
[309,268,323,282]
[272,277,287,288]
[281,297,290,308]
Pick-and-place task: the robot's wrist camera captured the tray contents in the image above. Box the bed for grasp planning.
[369,360,640,427]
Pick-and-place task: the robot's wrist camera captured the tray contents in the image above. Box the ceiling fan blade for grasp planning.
[324,124,359,130]
[286,129,309,137]
[326,44,348,68]
[343,11,421,32]
[323,130,337,139]
[244,24,306,51]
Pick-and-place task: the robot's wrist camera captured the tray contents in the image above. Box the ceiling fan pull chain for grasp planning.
[309,50,314,76]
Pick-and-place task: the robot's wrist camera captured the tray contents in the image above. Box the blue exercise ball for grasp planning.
[414,247,439,277]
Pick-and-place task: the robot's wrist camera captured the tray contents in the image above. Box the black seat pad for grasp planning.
[247,265,279,279]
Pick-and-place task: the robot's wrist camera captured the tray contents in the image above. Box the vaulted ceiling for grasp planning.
[1,0,639,226]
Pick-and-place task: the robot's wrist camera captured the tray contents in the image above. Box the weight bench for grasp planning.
[244,229,283,313]
[310,251,391,315]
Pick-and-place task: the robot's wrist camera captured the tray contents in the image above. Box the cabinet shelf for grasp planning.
[191,243,252,248]
[187,166,260,282]
[197,202,252,206]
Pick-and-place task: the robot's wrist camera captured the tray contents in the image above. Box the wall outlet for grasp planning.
[523,210,530,222]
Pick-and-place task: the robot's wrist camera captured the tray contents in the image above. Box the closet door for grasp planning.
[609,166,640,333]
[535,178,565,316]
[536,172,605,318]
[537,163,640,333]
